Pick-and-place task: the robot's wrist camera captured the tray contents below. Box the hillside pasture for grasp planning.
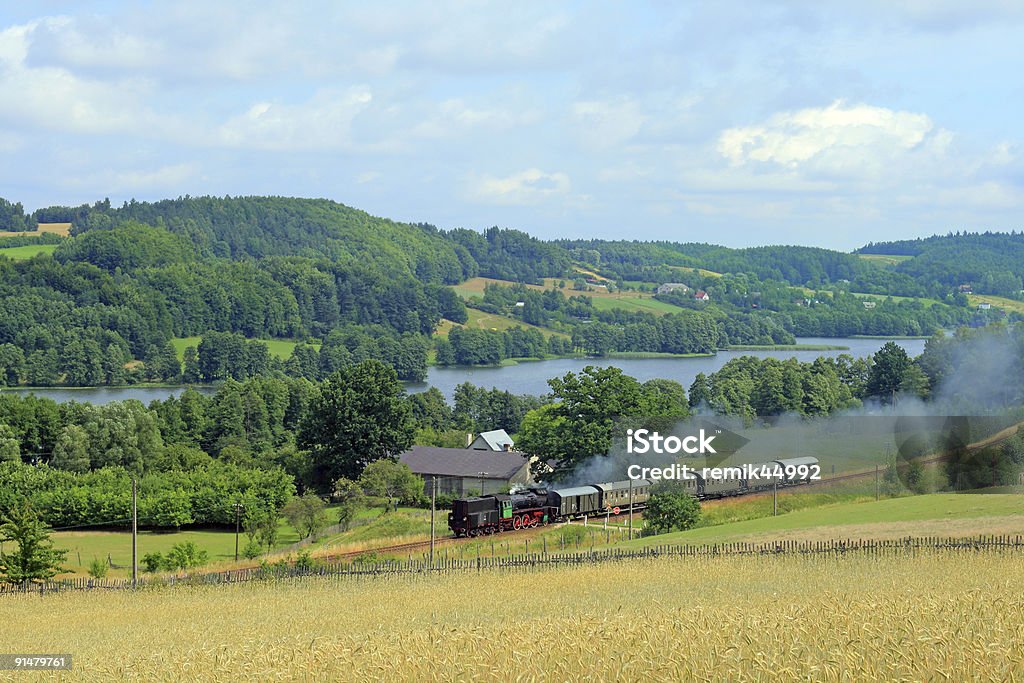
[0,244,58,260]
[629,492,1024,546]
[856,253,913,266]
[170,336,319,360]
[434,308,567,339]
[968,293,1024,315]
[453,276,686,315]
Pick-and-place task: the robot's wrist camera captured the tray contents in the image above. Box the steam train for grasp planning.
[447,456,819,537]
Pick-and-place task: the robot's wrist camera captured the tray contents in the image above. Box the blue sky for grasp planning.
[1,1,1021,249]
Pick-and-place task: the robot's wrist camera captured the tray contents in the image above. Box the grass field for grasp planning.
[170,336,319,360]
[849,291,942,305]
[5,551,1022,680]
[434,308,567,338]
[0,243,58,260]
[630,492,1024,546]
[452,276,687,316]
[856,253,914,266]
[0,222,71,238]
[968,293,1024,315]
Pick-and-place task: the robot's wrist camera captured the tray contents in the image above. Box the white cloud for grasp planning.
[718,100,945,180]
[0,20,174,137]
[217,87,374,151]
[466,168,571,206]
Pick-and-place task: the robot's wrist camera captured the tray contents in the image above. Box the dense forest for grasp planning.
[0,195,1019,387]
[857,232,1024,294]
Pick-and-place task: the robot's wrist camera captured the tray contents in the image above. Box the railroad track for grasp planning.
[318,422,1024,560]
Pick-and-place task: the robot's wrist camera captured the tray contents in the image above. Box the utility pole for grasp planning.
[233,502,243,562]
[773,479,778,516]
[875,464,879,501]
[628,478,634,539]
[131,478,138,588]
[429,476,436,565]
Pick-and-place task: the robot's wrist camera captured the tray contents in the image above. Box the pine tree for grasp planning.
[0,502,68,585]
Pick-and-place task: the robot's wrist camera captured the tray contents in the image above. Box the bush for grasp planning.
[243,539,262,559]
[162,541,208,571]
[87,557,108,579]
[294,550,318,572]
[142,552,164,573]
[644,483,702,535]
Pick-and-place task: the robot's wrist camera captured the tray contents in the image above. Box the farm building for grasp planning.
[399,445,533,496]
[656,282,690,295]
[694,290,710,301]
[469,429,514,451]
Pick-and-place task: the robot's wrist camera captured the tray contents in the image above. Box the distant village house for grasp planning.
[656,283,690,295]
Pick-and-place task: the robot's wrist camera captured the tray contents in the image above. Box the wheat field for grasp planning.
[2,551,1023,681]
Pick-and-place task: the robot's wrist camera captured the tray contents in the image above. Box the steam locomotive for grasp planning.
[447,457,819,537]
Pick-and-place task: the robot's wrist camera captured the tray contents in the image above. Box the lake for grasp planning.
[410,337,928,399]
[0,337,925,404]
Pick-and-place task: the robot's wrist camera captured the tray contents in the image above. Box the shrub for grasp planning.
[87,557,108,579]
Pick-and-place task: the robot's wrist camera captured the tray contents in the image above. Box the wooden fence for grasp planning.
[4,534,1023,596]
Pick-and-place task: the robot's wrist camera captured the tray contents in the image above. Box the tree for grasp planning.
[688,373,711,409]
[297,360,415,491]
[517,366,646,481]
[0,502,68,584]
[643,483,701,535]
[358,460,423,513]
[50,424,90,472]
[866,342,914,402]
[0,424,19,463]
[331,477,365,530]
[282,494,329,539]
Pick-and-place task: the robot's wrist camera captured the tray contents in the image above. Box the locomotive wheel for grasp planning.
[530,517,539,528]
[513,516,522,530]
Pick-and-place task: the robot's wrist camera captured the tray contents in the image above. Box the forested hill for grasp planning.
[43,196,577,285]
[857,232,1024,294]
[0,193,1006,388]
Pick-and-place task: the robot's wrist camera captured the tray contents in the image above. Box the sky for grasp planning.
[0,1,1022,250]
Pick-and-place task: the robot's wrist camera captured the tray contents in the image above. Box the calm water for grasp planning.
[0,337,925,404]
[413,336,926,399]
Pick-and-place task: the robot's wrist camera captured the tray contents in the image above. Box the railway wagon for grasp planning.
[548,485,601,518]
[773,456,820,485]
[593,479,653,512]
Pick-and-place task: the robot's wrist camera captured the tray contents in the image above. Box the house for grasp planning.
[978,302,992,310]
[959,284,973,294]
[399,445,533,496]
[469,429,514,452]
[656,283,690,295]
[862,301,877,309]
[694,290,710,301]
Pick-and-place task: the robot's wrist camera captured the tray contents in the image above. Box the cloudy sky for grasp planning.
[1,1,1022,249]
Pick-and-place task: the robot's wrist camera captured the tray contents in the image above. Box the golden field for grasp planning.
[3,550,1023,681]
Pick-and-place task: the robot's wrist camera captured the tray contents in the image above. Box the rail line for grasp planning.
[317,422,1024,560]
